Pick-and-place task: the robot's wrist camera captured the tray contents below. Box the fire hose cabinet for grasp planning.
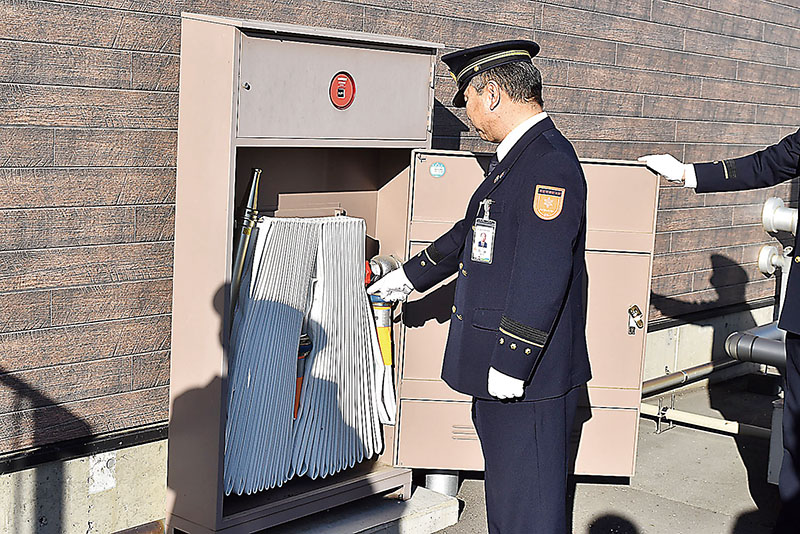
[169,13,440,534]
[395,152,658,478]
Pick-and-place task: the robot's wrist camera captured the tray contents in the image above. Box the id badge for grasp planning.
[471,218,496,264]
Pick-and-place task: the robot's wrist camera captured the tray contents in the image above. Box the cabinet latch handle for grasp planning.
[628,304,644,335]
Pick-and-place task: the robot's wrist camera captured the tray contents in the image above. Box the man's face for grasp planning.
[463,85,492,141]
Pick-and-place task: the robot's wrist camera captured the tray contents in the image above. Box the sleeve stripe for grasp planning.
[425,243,445,264]
[499,327,545,348]
[723,159,737,181]
[500,316,549,346]
[423,248,437,265]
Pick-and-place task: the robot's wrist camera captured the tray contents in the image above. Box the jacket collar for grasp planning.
[497,112,549,162]
[486,116,555,183]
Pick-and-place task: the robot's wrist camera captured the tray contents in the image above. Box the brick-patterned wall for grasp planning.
[1,0,798,453]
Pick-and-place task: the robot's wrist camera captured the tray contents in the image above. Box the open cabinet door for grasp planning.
[395,151,658,478]
[576,161,658,477]
[396,150,489,471]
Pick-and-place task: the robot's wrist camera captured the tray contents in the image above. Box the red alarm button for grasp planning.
[330,72,356,110]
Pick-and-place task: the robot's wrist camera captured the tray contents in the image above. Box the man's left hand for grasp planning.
[638,154,689,184]
[488,367,524,399]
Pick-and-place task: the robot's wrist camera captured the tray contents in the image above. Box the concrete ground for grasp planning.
[270,486,458,534]
[438,375,781,534]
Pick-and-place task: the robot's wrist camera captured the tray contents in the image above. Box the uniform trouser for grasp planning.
[774,332,800,533]
[471,387,580,534]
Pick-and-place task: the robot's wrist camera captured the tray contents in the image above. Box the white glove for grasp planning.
[367,266,414,302]
[487,367,525,399]
[638,154,695,186]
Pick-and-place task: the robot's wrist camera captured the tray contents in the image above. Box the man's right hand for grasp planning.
[367,266,414,302]
[638,154,691,185]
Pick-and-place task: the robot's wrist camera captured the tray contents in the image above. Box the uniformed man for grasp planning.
[640,133,800,534]
[368,40,591,533]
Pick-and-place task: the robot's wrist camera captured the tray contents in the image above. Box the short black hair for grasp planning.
[469,61,543,107]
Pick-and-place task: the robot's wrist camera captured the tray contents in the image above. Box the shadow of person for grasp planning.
[403,280,457,327]
[650,253,779,528]
[587,513,640,533]
[430,100,471,151]
[0,365,92,532]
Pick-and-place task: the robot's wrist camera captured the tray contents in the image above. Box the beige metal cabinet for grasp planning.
[169,13,440,534]
[395,152,658,477]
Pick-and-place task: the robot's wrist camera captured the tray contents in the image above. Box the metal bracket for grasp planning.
[654,394,676,434]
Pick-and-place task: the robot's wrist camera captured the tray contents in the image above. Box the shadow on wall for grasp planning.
[0,367,91,533]
[651,253,766,320]
[651,254,759,363]
[430,100,470,151]
[650,253,779,531]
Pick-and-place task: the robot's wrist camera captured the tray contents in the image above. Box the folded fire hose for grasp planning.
[224,216,395,496]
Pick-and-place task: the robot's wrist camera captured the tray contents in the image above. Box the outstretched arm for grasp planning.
[640,128,800,193]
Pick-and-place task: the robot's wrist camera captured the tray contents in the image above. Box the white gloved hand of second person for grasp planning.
[638,154,692,184]
[487,367,525,399]
[366,266,414,302]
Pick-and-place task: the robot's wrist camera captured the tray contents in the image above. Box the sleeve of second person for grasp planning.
[403,218,467,293]
[695,127,800,193]
[488,152,585,381]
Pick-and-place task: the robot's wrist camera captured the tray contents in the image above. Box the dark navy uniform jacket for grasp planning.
[694,128,800,334]
[404,117,592,401]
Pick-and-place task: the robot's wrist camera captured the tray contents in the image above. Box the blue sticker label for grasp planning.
[429,162,446,178]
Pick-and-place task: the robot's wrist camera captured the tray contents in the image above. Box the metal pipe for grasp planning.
[760,245,793,312]
[642,359,741,397]
[644,321,786,397]
[744,320,785,341]
[640,403,771,439]
[725,331,786,370]
[720,198,794,372]
[231,168,262,318]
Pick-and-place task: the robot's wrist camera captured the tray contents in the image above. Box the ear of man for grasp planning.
[486,80,501,111]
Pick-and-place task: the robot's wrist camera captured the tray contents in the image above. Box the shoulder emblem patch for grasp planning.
[533,185,565,220]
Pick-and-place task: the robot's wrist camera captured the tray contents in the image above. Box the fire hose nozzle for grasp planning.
[295,334,313,419]
[369,255,402,281]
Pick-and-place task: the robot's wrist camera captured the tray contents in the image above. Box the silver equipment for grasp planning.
[231,168,262,317]
[224,216,393,495]
[369,254,403,281]
[721,196,797,486]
